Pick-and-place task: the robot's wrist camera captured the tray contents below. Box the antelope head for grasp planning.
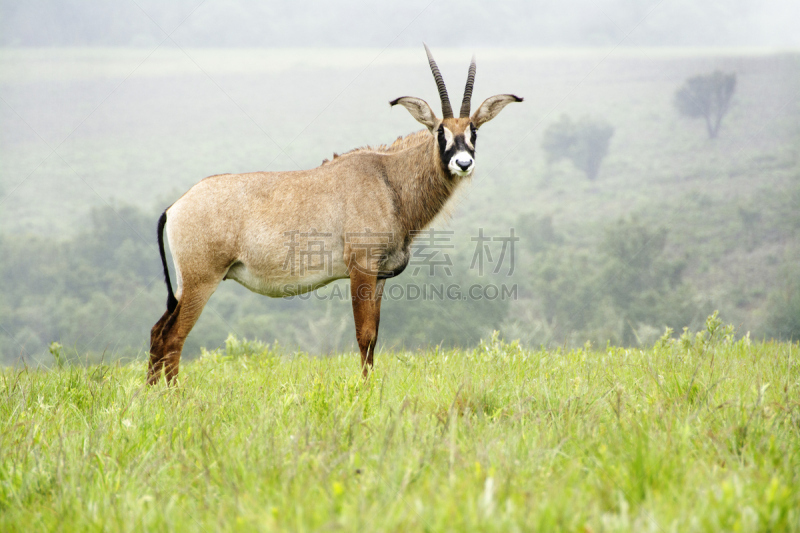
[390,44,523,177]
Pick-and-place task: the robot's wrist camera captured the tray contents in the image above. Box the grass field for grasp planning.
[2,315,798,532]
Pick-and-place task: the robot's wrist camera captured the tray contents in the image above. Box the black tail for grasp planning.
[157,211,178,313]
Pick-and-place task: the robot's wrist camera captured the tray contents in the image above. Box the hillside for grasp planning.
[1,48,799,361]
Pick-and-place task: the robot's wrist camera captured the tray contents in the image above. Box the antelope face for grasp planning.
[438,118,476,177]
[390,45,522,177]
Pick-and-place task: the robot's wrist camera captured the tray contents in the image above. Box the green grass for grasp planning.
[2,316,799,531]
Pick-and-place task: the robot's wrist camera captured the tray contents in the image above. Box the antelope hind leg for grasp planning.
[148,308,176,383]
[147,281,219,385]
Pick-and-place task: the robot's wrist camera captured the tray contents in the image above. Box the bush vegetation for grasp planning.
[541,115,615,181]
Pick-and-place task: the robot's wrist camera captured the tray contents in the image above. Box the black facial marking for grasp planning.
[437,124,476,174]
[437,124,450,173]
[470,123,477,149]
[454,134,474,156]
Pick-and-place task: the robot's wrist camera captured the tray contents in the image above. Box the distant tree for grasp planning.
[541,115,614,181]
[674,71,736,139]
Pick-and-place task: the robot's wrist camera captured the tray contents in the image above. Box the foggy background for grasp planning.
[1,0,799,365]
[3,1,800,48]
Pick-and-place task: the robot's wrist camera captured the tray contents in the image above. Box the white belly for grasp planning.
[225,261,349,297]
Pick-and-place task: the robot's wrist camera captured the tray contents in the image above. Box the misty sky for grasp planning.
[1,0,799,49]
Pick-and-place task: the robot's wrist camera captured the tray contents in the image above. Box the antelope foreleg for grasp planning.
[350,272,384,378]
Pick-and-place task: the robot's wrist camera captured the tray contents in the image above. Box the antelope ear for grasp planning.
[471,94,523,129]
[390,96,439,131]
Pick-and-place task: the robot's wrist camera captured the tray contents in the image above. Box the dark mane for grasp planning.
[320,130,430,166]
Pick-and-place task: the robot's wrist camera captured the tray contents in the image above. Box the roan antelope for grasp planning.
[148,45,522,383]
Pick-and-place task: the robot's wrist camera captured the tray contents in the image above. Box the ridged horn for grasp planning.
[423,43,453,118]
[459,55,476,118]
